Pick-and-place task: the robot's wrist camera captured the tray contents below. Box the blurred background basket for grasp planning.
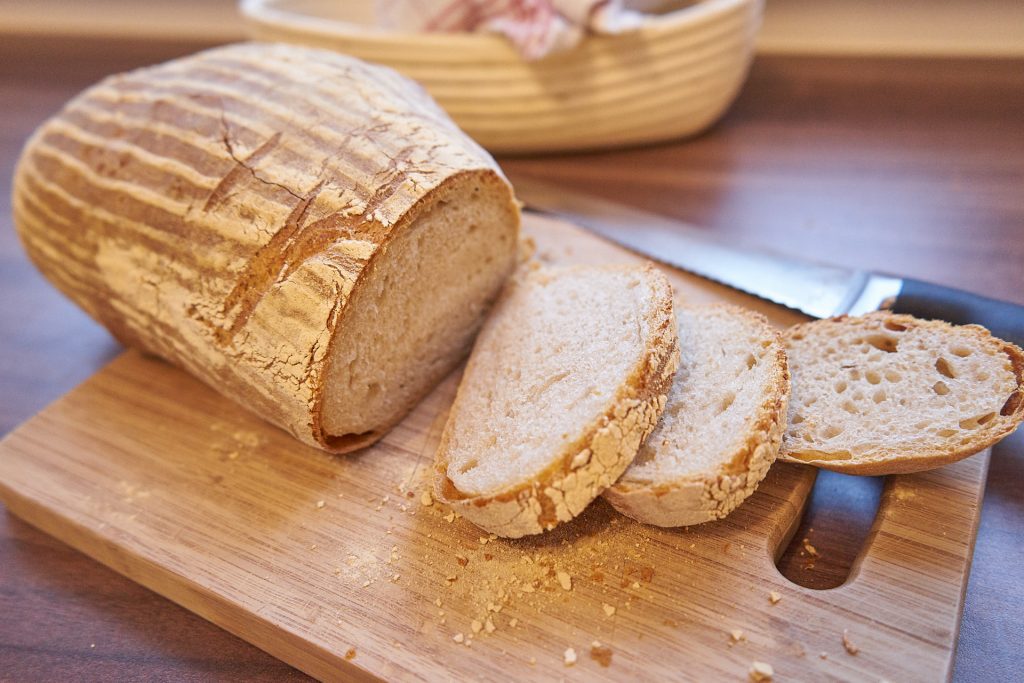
[240,0,763,154]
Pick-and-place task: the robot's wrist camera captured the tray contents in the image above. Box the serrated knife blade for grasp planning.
[511,175,903,320]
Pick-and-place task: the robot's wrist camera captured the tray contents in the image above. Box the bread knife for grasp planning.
[512,175,1024,347]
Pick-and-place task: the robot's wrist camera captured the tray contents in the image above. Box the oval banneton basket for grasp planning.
[240,0,763,154]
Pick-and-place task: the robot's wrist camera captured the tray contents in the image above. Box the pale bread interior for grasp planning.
[443,265,665,497]
[621,305,782,483]
[321,180,517,446]
[783,313,1022,465]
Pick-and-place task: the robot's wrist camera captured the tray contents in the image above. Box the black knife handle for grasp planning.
[891,278,1024,348]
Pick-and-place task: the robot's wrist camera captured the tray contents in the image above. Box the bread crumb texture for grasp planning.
[605,304,790,527]
[781,312,1024,473]
[435,264,679,537]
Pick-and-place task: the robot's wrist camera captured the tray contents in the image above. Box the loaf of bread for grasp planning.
[604,305,790,526]
[434,264,679,537]
[12,43,520,451]
[780,312,1024,474]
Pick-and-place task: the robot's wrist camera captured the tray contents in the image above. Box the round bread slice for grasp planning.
[434,263,680,538]
[779,312,1024,475]
[603,304,790,527]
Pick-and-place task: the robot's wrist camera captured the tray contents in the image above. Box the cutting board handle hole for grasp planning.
[774,469,885,590]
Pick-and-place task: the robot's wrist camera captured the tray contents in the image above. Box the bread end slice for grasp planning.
[434,263,679,538]
[780,312,1024,475]
[604,305,790,527]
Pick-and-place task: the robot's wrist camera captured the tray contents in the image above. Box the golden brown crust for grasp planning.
[603,305,791,527]
[779,312,1024,475]
[434,263,680,538]
[12,43,516,452]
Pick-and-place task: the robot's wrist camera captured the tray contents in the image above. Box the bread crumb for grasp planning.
[819,652,828,660]
[485,617,496,633]
[842,629,859,655]
[589,641,613,667]
[730,629,745,643]
[361,580,371,588]
[802,538,819,557]
[768,591,782,605]
[479,536,489,545]
[420,490,433,506]
[456,554,469,567]
[528,656,536,666]
[471,619,483,634]
[434,598,442,607]
[315,500,325,509]
[556,571,573,591]
[344,648,356,660]
[453,633,464,643]
[749,661,773,681]
[632,581,641,589]
[564,647,577,666]
[602,603,616,617]
[444,512,455,523]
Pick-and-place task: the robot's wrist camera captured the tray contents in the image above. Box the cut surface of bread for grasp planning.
[320,177,518,449]
[604,304,790,527]
[780,312,1024,474]
[435,264,680,538]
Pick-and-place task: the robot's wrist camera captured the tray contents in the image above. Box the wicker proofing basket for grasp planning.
[240,0,762,153]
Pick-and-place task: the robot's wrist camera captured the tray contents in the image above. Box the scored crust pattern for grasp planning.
[12,43,513,450]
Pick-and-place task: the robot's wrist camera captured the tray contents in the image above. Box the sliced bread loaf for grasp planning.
[780,312,1024,474]
[604,305,790,527]
[434,264,680,538]
[13,43,519,452]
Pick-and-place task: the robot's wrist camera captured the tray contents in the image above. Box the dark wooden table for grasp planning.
[1,36,1021,681]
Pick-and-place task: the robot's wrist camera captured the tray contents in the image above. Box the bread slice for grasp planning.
[780,312,1024,474]
[604,304,790,527]
[434,264,680,538]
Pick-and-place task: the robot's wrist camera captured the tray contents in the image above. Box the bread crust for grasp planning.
[779,312,1024,475]
[603,305,791,527]
[12,43,517,452]
[434,263,680,538]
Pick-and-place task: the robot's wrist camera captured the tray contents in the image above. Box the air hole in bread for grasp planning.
[1002,391,1022,416]
[746,353,757,370]
[834,380,847,394]
[885,370,902,382]
[718,392,736,414]
[883,320,908,332]
[458,458,480,474]
[821,424,844,439]
[792,413,805,424]
[936,357,957,379]
[951,346,972,358]
[873,389,887,403]
[842,400,858,414]
[849,369,861,380]
[938,428,958,437]
[959,413,995,430]
[933,380,950,396]
[866,370,882,385]
[865,334,899,353]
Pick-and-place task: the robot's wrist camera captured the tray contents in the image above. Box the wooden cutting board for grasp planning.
[0,215,986,682]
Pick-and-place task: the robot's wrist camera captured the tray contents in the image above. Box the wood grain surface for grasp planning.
[1,35,1022,681]
[0,216,991,682]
